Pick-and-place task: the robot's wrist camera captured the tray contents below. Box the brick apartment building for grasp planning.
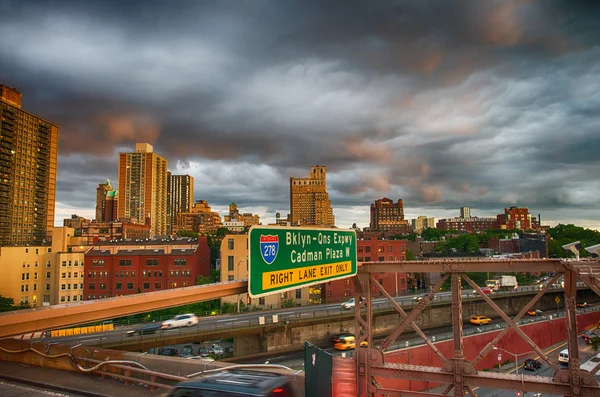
[322,237,408,303]
[83,236,210,300]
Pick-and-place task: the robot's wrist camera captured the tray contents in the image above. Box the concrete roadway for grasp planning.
[0,379,91,397]
[44,284,565,348]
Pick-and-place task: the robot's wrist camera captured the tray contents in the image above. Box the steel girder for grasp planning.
[356,258,600,397]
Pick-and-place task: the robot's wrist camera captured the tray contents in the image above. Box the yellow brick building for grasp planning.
[290,165,335,227]
[0,227,86,307]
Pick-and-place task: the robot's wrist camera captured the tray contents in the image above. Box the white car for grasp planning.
[161,313,199,329]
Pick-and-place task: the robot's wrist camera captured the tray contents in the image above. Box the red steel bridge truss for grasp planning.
[352,258,600,397]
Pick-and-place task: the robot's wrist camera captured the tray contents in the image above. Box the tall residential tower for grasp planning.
[117,143,168,236]
[0,85,59,245]
[290,165,335,227]
[167,172,194,235]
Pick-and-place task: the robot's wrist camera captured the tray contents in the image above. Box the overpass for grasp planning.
[0,280,247,338]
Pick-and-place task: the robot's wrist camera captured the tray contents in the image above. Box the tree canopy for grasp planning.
[547,224,600,258]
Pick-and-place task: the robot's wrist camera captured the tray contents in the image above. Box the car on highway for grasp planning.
[209,344,224,356]
[166,369,296,397]
[333,335,368,350]
[471,287,493,295]
[523,359,542,371]
[161,313,199,329]
[469,315,492,325]
[577,302,588,308]
[160,348,179,357]
[331,333,354,344]
[340,297,364,310]
[181,345,195,357]
[413,294,438,302]
[526,309,543,316]
[126,322,162,336]
[582,330,598,344]
[198,346,210,357]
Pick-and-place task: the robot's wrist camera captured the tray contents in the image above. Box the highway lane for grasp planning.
[464,336,597,397]
[0,379,91,397]
[43,283,574,347]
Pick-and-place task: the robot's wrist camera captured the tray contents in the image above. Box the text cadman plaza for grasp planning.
[248,226,357,298]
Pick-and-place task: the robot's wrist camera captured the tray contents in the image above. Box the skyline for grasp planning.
[1,1,599,230]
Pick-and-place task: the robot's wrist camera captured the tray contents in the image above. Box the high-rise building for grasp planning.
[497,206,536,230]
[95,179,117,222]
[460,206,471,219]
[290,165,335,227]
[117,143,168,236]
[167,172,194,235]
[412,216,436,233]
[0,85,59,245]
[224,202,260,230]
[369,198,411,234]
[175,200,222,234]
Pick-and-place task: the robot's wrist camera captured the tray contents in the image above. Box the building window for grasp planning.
[328,290,332,297]
[357,246,363,252]
[365,247,371,252]
[174,259,186,266]
[116,283,122,290]
[389,256,393,261]
[401,246,405,252]
[344,290,351,297]
[44,295,50,303]
[228,275,234,281]
[154,283,161,289]
[119,260,132,267]
[146,259,159,266]
[73,296,78,302]
[186,270,190,277]
[100,283,106,290]
[45,284,50,291]
[170,282,177,288]
[389,246,393,252]
[131,271,135,278]
[296,289,301,299]
[68,261,72,266]
[60,296,65,302]
[259,297,265,305]
[228,239,234,250]
[228,256,234,271]
[73,284,78,290]
[143,282,150,289]
[170,270,174,277]
[89,283,95,290]
[46,261,51,268]
[378,246,384,253]
[74,261,79,267]
[91,260,104,266]
[378,256,384,261]
[33,284,37,291]
[142,271,146,278]
[127,283,133,290]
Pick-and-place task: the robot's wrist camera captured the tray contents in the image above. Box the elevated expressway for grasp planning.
[0,280,247,338]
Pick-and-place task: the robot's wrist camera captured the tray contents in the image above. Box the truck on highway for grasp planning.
[487,275,518,291]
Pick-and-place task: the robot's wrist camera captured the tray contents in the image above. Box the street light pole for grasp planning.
[236,259,244,313]
[493,347,535,376]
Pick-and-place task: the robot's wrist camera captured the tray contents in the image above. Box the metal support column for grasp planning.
[450,273,465,397]
[565,268,582,396]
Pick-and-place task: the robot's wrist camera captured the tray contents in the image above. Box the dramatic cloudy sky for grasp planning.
[1,0,599,230]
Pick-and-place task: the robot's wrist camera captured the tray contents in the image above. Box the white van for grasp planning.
[558,349,569,364]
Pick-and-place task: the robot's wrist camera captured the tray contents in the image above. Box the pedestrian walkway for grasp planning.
[0,360,165,397]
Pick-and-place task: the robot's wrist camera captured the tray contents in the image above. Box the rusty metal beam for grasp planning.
[462,274,560,372]
[360,259,566,274]
[380,274,449,351]
[369,363,596,396]
[472,273,563,366]
[565,268,583,396]
[0,281,247,338]
[370,277,447,363]
[450,274,465,397]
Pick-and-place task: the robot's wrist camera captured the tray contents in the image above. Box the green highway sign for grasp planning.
[248,226,357,298]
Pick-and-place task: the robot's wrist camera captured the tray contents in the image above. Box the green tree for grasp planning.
[421,228,445,241]
[591,335,600,355]
[405,249,417,261]
[177,230,198,238]
[547,224,600,258]
[282,299,297,308]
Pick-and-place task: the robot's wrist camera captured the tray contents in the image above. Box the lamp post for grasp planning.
[493,347,536,375]
[236,259,244,313]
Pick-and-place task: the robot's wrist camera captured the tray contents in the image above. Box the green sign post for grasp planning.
[248,226,357,298]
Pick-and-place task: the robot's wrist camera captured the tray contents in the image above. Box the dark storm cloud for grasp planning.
[1,0,599,228]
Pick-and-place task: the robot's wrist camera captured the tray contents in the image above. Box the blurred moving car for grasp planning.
[577,302,588,308]
[209,344,224,356]
[471,287,493,295]
[127,323,162,336]
[162,313,199,329]
[582,330,598,344]
[333,335,368,350]
[181,345,195,357]
[523,359,542,371]
[198,346,210,357]
[160,348,179,357]
[166,369,296,397]
[413,294,438,302]
[340,297,364,310]
[526,309,543,316]
[469,316,492,325]
[332,333,354,344]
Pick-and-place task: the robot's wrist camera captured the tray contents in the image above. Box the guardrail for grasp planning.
[68,283,591,350]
